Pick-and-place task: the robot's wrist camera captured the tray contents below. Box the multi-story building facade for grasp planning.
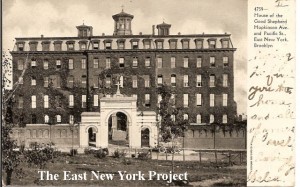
[11,10,237,148]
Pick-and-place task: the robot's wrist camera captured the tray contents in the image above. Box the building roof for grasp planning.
[112,10,134,19]
[157,22,171,27]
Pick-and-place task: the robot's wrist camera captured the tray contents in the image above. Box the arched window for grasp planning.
[44,115,49,124]
[210,114,215,123]
[56,115,61,123]
[184,114,188,120]
[196,114,202,124]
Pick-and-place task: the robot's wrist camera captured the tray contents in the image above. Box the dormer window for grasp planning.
[208,39,216,49]
[104,40,112,49]
[79,42,87,50]
[169,39,177,49]
[221,39,229,48]
[131,40,139,49]
[117,39,125,49]
[181,39,190,49]
[67,41,75,51]
[29,41,38,51]
[195,39,203,49]
[17,42,25,51]
[42,41,50,51]
[92,41,99,49]
[155,40,164,49]
[143,40,151,49]
[54,41,62,51]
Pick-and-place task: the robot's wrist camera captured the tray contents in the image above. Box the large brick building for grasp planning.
[10,10,238,148]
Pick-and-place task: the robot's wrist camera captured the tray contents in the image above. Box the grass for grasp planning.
[5,154,246,186]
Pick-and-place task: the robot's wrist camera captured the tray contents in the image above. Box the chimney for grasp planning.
[41,34,44,38]
[152,25,155,35]
[139,32,142,35]
[102,33,105,36]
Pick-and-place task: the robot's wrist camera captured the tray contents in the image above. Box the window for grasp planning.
[93,75,99,88]
[222,114,228,123]
[184,114,188,120]
[144,40,151,49]
[68,76,74,88]
[196,75,202,87]
[18,77,23,84]
[169,41,177,49]
[49,75,61,88]
[31,59,36,68]
[197,57,202,67]
[31,114,37,124]
[18,97,23,108]
[210,75,216,87]
[42,42,50,51]
[171,74,176,87]
[223,57,229,67]
[118,41,125,49]
[182,40,189,49]
[45,115,49,123]
[56,115,61,123]
[210,94,215,107]
[82,75,87,87]
[210,57,216,67]
[222,40,229,48]
[132,75,138,88]
[132,41,139,49]
[145,57,151,67]
[44,95,49,108]
[157,94,162,105]
[43,60,48,69]
[94,95,99,106]
[223,94,228,106]
[105,42,112,49]
[171,57,176,68]
[145,94,150,107]
[195,40,203,49]
[183,94,188,107]
[106,58,111,69]
[81,59,86,69]
[223,74,228,87]
[18,60,24,70]
[82,95,86,108]
[31,76,36,86]
[119,76,124,88]
[68,115,74,124]
[68,59,74,69]
[69,95,74,107]
[119,57,125,68]
[93,42,99,49]
[93,58,99,68]
[106,75,111,88]
[210,114,215,123]
[156,41,163,49]
[157,57,162,68]
[157,75,163,86]
[17,43,24,51]
[209,40,216,48]
[55,96,62,107]
[170,94,175,105]
[132,94,138,99]
[80,43,87,50]
[196,114,202,123]
[31,95,36,108]
[144,75,150,87]
[183,75,189,87]
[132,57,138,67]
[67,43,74,50]
[54,42,62,51]
[171,115,175,122]
[183,57,189,68]
[56,59,61,69]
[196,94,202,106]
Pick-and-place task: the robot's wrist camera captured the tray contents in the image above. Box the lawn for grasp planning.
[5,153,246,186]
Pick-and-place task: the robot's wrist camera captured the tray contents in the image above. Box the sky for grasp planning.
[2,0,247,114]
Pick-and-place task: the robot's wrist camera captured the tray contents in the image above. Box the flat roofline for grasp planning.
[15,34,232,41]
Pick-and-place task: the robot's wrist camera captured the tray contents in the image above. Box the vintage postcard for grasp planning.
[1,0,295,186]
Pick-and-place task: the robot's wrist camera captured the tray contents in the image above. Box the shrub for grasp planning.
[94,149,108,159]
[24,146,55,169]
[122,158,132,165]
[137,152,150,160]
[112,150,126,158]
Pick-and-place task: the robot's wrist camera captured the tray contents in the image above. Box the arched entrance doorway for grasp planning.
[108,112,128,146]
[88,127,97,147]
[141,128,150,147]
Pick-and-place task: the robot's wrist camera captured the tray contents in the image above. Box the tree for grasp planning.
[156,84,189,183]
[2,50,29,185]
